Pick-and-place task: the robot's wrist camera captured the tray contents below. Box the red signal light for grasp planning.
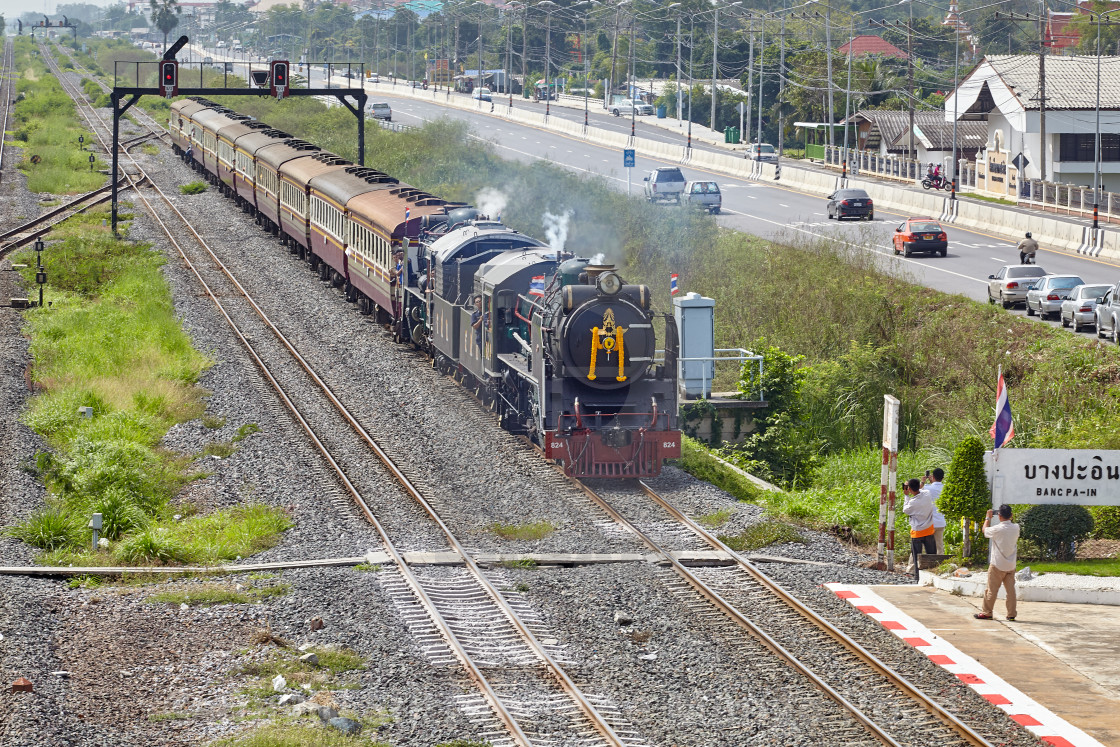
[270,61,290,99]
[160,61,178,98]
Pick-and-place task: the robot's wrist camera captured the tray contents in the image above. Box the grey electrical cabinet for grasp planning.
[673,292,715,398]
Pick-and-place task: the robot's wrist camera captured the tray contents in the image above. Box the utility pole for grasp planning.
[997,11,1051,182]
[779,11,787,157]
[746,15,754,146]
[608,1,624,109]
[872,18,915,161]
[824,1,834,146]
[711,2,720,132]
[521,4,528,95]
[756,15,765,155]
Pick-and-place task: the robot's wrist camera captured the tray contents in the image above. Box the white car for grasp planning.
[473,87,492,101]
[746,143,778,162]
[610,99,653,117]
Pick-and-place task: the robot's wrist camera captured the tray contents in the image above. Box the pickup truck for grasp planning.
[643,167,686,203]
[681,180,721,214]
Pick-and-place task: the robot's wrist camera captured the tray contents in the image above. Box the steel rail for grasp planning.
[569,477,905,747]
[0,39,13,183]
[39,42,536,747]
[42,42,624,747]
[635,480,994,747]
[0,182,123,259]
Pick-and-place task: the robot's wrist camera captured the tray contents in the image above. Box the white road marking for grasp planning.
[779,203,789,208]
[990,256,1006,262]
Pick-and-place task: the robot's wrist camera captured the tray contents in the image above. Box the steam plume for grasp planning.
[543,209,574,251]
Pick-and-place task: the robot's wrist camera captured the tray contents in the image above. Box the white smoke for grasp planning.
[589,252,606,264]
[475,188,508,220]
[543,209,574,252]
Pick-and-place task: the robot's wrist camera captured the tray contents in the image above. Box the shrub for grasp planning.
[1090,506,1120,540]
[93,488,149,540]
[114,529,194,564]
[7,505,83,550]
[1021,504,1094,560]
[939,436,990,525]
[180,181,207,195]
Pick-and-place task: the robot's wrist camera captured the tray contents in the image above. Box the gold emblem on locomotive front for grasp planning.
[588,308,627,382]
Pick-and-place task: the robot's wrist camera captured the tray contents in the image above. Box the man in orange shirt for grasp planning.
[902,478,936,584]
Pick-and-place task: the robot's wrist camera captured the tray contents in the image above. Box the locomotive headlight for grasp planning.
[597,271,622,295]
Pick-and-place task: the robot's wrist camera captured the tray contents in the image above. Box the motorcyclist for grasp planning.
[1017,232,1039,264]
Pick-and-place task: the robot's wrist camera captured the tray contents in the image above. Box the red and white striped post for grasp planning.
[877,395,900,570]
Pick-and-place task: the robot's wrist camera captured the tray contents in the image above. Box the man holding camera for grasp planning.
[902,478,937,584]
[975,504,1020,621]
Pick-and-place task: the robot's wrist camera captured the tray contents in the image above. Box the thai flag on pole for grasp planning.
[529,275,545,297]
[670,273,680,295]
[405,207,411,221]
[989,368,1015,448]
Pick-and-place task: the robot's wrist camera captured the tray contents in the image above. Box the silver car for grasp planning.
[1061,283,1111,332]
[1025,274,1085,319]
[987,265,1048,309]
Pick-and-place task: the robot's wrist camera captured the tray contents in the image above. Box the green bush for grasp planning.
[180,181,207,195]
[939,436,990,525]
[1090,506,1120,540]
[93,488,150,541]
[1021,504,1095,560]
[7,505,83,550]
[114,529,194,565]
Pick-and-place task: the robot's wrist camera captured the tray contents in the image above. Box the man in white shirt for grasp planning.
[924,468,947,554]
[976,504,1020,621]
[902,478,937,583]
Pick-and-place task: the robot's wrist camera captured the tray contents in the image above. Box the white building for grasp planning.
[948,55,1120,192]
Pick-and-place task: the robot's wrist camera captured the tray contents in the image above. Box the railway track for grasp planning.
[40,42,642,747]
[0,38,13,183]
[43,41,1006,746]
[571,478,997,747]
[0,180,125,259]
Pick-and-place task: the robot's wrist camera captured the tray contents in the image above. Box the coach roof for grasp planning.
[255,139,321,171]
[309,166,399,208]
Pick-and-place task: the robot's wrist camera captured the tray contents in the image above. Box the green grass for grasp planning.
[180,181,208,195]
[353,563,381,573]
[234,646,368,698]
[960,192,1018,206]
[148,583,290,607]
[695,507,734,529]
[489,521,557,541]
[202,414,227,430]
[675,437,765,505]
[10,37,106,193]
[211,723,390,747]
[497,558,539,569]
[718,521,805,552]
[148,711,192,722]
[1023,558,1120,576]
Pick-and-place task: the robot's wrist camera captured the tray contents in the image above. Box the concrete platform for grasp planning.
[830,583,1120,747]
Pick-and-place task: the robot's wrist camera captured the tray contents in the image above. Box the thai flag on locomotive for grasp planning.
[529,275,545,297]
[405,207,411,221]
[670,273,680,295]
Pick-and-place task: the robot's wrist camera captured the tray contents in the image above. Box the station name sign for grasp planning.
[986,449,1120,506]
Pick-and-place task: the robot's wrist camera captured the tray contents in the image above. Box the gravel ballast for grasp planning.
[0,63,1058,747]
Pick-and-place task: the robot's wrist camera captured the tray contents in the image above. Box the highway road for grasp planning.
[377,91,1116,307]
[184,54,1120,339]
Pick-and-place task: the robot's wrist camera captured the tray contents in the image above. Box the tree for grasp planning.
[149,0,181,52]
[939,435,990,557]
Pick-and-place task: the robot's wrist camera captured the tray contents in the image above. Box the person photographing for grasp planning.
[975,504,1020,621]
[902,478,936,584]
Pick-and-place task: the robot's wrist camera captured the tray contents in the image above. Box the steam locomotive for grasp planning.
[169,97,681,477]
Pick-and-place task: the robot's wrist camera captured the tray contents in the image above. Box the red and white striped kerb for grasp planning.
[826,584,1105,747]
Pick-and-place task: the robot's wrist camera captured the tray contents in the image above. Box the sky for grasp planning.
[2,0,117,25]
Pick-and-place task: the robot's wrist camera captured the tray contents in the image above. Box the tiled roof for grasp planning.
[985,54,1120,109]
[838,35,908,60]
[888,115,988,150]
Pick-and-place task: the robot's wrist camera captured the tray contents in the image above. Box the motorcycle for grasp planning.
[921,175,948,191]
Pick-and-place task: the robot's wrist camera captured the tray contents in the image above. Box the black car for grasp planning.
[827,189,874,220]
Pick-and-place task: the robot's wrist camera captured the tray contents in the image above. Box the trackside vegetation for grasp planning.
[7,206,291,565]
[192,97,1120,546]
[57,51,1120,550]
[9,36,105,194]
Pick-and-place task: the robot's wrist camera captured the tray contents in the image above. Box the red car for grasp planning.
[893,218,948,257]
